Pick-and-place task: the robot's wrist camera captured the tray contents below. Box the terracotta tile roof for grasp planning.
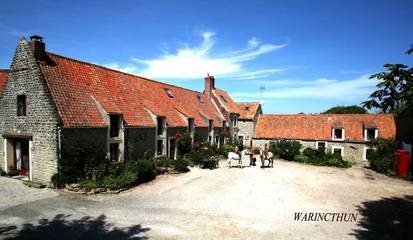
[237,102,260,119]
[212,88,240,114]
[0,69,8,95]
[38,52,224,128]
[254,114,396,142]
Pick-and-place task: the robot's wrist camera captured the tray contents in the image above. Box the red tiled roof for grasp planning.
[0,70,8,95]
[254,114,396,142]
[237,102,260,119]
[38,53,224,128]
[212,88,240,114]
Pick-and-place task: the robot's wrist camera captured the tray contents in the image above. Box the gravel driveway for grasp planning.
[0,160,412,239]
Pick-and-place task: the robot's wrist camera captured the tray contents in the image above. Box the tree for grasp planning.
[362,44,413,114]
[322,105,367,114]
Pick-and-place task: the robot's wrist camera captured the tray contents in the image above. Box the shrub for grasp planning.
[219,144,235,156]
[294,147,351,168]
[132,160,156,183]
[293,155,310,163]
[173,158,190,173]
[367,138,399,173]
[269,139,302,160]
[101,170,137,190]
[176,132,193,156]
[0,167,6,176]
[153,156,173,168]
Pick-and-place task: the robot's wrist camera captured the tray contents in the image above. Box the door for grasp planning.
[14,140,29,176]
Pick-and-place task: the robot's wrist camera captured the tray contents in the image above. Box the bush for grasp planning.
[153,157,173,168]
[367,138,399,174]
[176,132,193,156]
[0,167,6,176]
[293,155,310,163]
[295,147,351,168]
[173,158,190,173]
[269,140,302,160]
[130,160,156,183]
[101,170,137,190]
[218,144,235,156]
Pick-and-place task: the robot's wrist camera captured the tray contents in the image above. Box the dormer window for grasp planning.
[164,88,174,98]
[197,95,204,103]
[332,128,344,140]
[109,114,121,137]
[157,117,165,135]
[364,128,378,141]
[17,95,27,116]
[188,118,194,134]
[245,106,250,111]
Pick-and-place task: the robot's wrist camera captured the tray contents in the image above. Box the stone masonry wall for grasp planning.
[61,128,107,155]
[125,127,156,160]
[238,119,254,146]
[252,138,368,165]
[0,38,61,184]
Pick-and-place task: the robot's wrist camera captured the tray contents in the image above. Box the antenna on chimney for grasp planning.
[259,86,266,105]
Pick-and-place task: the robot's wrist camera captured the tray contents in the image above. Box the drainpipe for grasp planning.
[57,126,62,160]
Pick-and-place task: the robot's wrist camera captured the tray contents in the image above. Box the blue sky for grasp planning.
[1,0,412,113]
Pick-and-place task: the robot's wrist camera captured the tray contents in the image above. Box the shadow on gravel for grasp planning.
[351,195,413,240]
[0,214,150,240]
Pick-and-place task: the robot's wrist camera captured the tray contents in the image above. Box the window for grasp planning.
[157,140,164,156]
[164,88,174,98]
[222,121,226,130]
[208,136,212,144]
[232,115,238,127]
[316,141,327,152]
[157,117,165,135]
[364,128,378,141]
[188,118,194,134]
[197,95,204,103]
[220,95,227,103]
[332,128,344,140]
[245,106,249,111]
[208,120,213,133]
[110,143,119,161]
[17,95,27,116]
[332,146,344,156]
[109,114,121,137]
[364,147,375,161]
[215,136,219,146]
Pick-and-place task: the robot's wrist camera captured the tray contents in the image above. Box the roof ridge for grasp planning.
[45,52,205,95]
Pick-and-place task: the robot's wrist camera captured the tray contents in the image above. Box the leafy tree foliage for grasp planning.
[362,44,413,114]
[322,105,367,114]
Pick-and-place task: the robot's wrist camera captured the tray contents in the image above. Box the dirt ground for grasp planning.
[1,160,412,239]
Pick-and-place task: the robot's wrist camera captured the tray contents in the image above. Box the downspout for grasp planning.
[57,126,62,160]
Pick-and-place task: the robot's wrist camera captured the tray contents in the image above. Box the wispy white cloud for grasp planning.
[231,74,378,102]
[103,32,287,79]
[103,63,137,74]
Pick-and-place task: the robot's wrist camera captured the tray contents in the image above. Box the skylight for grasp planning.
[220,95,227,103]
[164,88,173,98]
[197,95,204,103]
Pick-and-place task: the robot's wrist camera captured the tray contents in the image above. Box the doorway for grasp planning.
[14,140,30,176]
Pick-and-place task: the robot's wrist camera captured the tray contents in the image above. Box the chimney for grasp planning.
[28,35,46,62]
[204,73,215,98]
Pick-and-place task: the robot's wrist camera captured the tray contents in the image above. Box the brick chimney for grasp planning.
[204,73,215,98]
[28,35,46,62]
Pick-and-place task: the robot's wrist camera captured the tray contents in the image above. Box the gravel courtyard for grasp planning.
[1,160,412,239]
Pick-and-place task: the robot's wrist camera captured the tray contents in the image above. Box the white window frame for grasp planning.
[232,115,238,127]
[331,146,344,157]
[332,128,345,141]
[364,128,378,141]
[316,141,327,152]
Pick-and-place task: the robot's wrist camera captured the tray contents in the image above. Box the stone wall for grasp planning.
[125,127,156,160]
[61,127,107,155]
[252,138,369,165]
[238,119,254,146]
[0,38,60,184]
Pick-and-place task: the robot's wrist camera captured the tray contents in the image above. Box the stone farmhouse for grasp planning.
[0,36,397,184]
[252,114,396,163]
